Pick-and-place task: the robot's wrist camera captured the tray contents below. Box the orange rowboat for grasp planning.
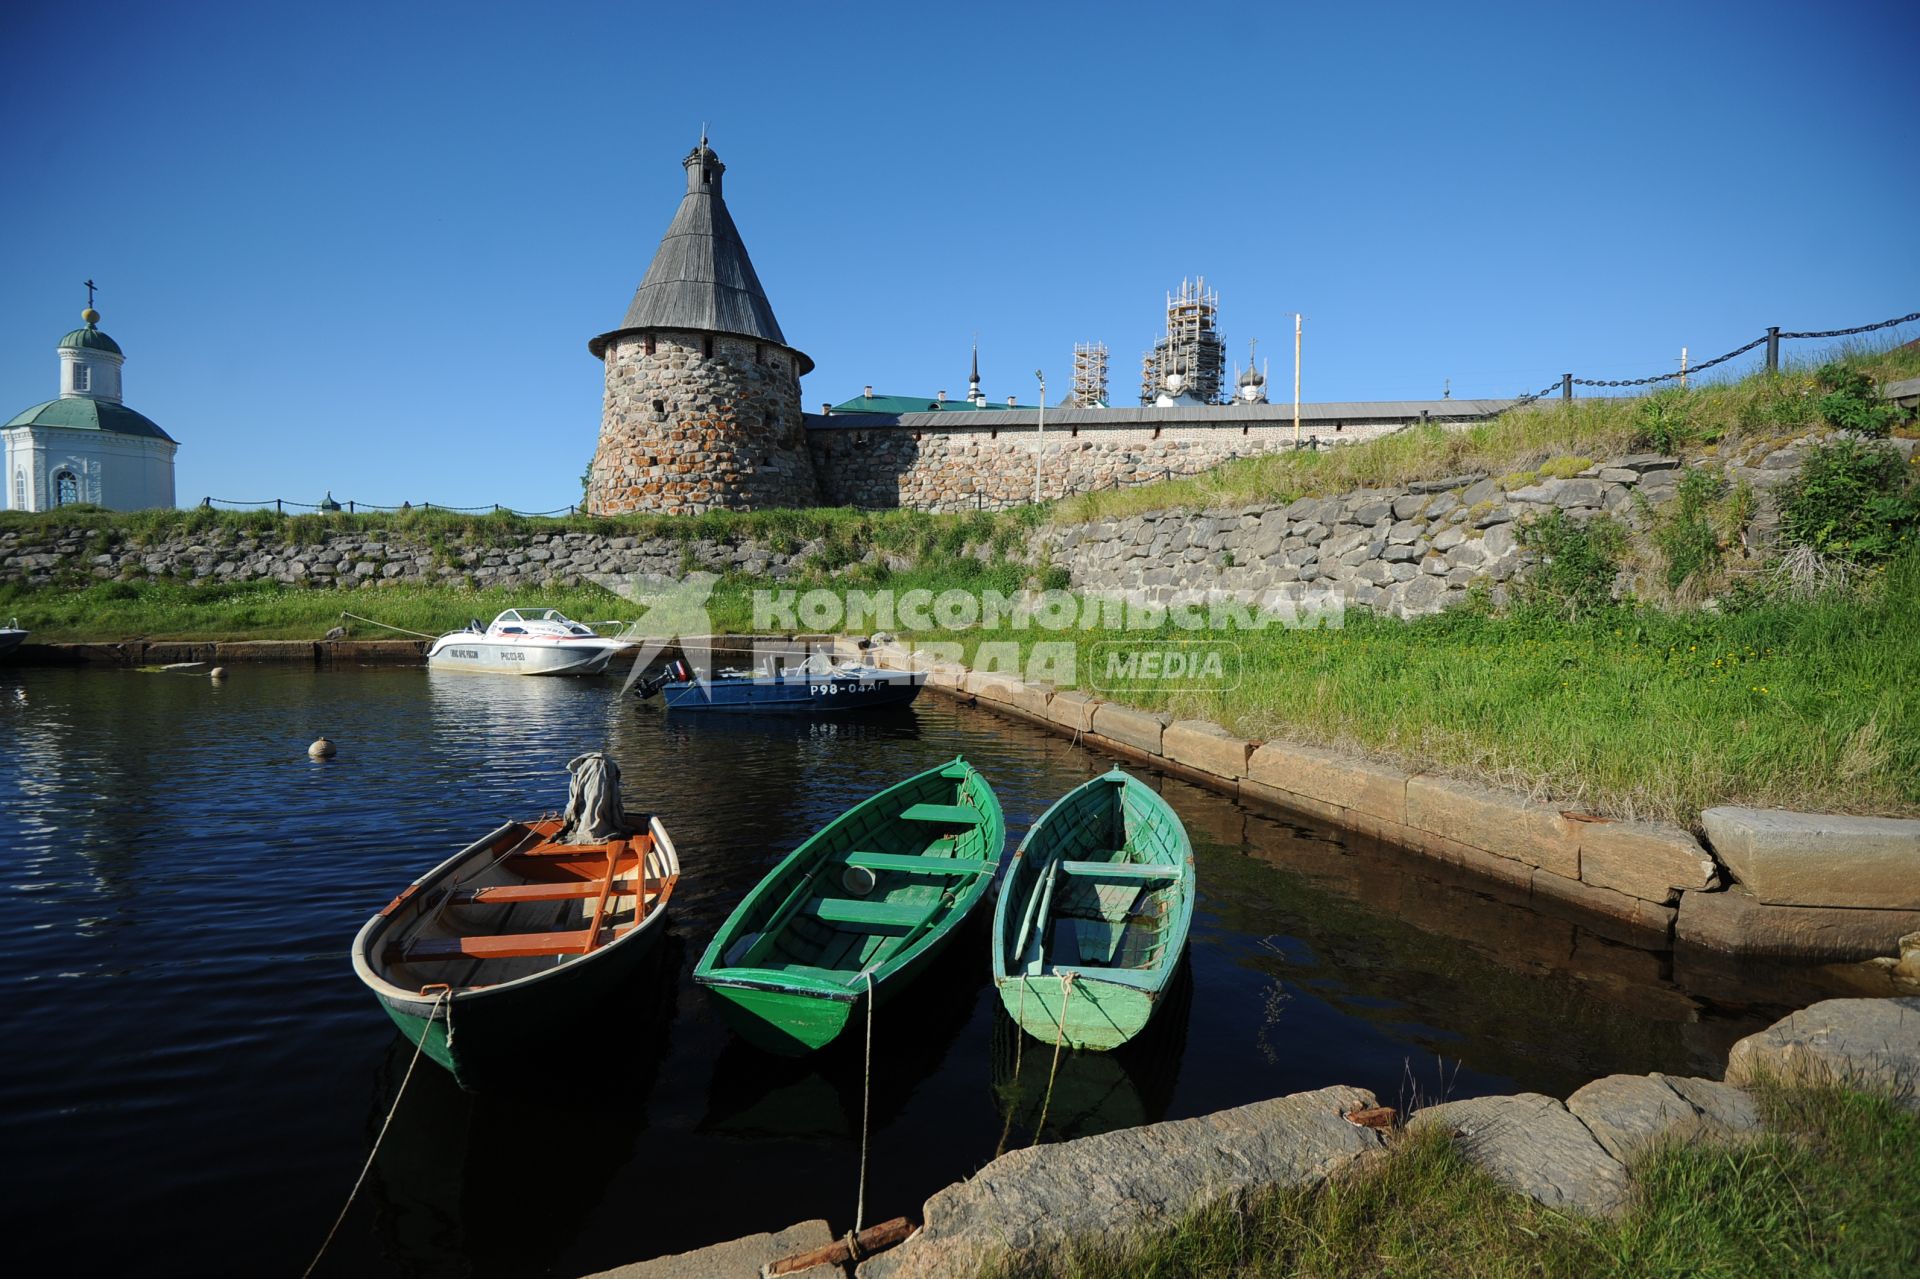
[351,811,680,1086]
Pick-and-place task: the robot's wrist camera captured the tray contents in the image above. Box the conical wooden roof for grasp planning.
[589,143,811,373]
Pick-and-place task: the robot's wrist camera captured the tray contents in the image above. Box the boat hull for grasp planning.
[352,814,680,1088]
[992,769,1195,1051]
[660,669,923,714]
[427,638,626,676]
[694,757,1004,1054]
[0,629,26,659]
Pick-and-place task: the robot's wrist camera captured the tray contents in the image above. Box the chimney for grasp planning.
[821,402,832,415]
[936,390,946,404]
[863,385,874,399]
[1007,395,1016,407]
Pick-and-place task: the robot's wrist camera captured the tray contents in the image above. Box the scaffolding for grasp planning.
[1071,341,1109,408]
[1138,277,1226,405]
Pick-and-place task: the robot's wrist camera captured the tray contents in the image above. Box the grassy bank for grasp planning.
[1052,341,1920,524]
[984,1082,1920,1279]
[914,546,1920,823]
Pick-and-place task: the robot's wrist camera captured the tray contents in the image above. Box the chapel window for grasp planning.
[54,470,79,507]
[72,365,89,393]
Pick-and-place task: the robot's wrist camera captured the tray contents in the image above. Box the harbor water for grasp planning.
[0,666,1827,1276]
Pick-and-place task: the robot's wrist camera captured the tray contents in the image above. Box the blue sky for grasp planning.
[3,0,1915,511]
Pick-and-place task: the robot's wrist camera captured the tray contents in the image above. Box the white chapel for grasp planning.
[4,296,178,511]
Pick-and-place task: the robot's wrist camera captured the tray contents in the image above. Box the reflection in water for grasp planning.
[992,961,1192,1149]
[0,667,1859,1277]
[366,940,681,1278]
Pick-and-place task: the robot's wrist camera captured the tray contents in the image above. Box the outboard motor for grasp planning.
[634,658,693,699]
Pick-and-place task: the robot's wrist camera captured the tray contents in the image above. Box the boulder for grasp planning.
[1702,807,1920,909]
[858,1086,1384,1279]
[1725,997,1920,1106]
[1408,1092,1630,1216]
[1653,1075,1765,1137]
[1564,1074,1745,1161]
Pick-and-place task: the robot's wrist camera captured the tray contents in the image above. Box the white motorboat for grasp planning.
[0,618,26,659]
[426,608,633,676]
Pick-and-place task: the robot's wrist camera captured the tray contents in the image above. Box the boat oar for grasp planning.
[582,838,627,953]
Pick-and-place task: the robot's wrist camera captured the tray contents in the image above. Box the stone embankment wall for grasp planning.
[848,997,1920,1279]
[864,639,1920,960]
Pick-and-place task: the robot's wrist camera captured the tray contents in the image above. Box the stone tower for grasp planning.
[586,140,819,514]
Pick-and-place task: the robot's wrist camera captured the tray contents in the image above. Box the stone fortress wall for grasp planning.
[807,411,1440,512]
[588,330,817,515]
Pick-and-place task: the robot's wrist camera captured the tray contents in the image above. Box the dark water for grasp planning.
[0,666,1839,1277]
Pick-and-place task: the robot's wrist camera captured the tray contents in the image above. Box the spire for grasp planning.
[968,342,983,405]
[589,137,810,371]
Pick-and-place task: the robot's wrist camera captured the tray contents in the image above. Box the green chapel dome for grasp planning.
[58,307,123,356]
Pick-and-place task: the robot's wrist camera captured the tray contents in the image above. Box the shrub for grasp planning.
[1813,363,1900,438]
[1515,509,1627,620]
[1631,388,1695,453]
[1778,436,1918,565]
[1656,467,1726,592]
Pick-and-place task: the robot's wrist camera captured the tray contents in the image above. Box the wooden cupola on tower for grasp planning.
[585,138,819,515]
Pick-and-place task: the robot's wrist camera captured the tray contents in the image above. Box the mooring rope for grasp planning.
[847,969,876,1254]
[302,989,447,1278]
[337,611,440,640]
[993,975,1033,1159]
[1031,971,1077,1144]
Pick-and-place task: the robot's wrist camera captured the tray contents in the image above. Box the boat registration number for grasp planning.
[448,648,480,659]
[812,681,876,696]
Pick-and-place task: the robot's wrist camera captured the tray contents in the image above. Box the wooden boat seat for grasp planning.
[804,896,935,930]
[1058,860,1181,880]
[391,925,629,963]
[449,880,651,906]
[842,851,988,876]
[897,803,982,826]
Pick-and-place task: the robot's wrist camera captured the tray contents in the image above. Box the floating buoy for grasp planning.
[210,667,228,681]
[308,736,336,759]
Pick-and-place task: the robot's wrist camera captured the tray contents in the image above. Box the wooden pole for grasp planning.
[766,1218,918,1275]
[1292,313,1302,447]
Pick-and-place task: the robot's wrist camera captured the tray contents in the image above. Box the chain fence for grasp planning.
[198,496,581,517]
[196,310,1915,517]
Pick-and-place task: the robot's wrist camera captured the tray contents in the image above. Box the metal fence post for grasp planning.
[1561,374,1573,401]
[1765,326,1781,373]
[276,499,282,514]
[347,500,355,514]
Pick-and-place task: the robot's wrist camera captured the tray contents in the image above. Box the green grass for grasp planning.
[0,578,764,642]
[913,546,1920,822]
[982,1082,1920,1279]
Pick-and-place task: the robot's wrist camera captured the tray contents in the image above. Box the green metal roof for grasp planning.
[3,398,175,442]
[828,393,1038,414]
[57,324,123,356]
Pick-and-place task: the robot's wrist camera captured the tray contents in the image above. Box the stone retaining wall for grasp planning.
[866,640,1920,959]
[0,525,813,591]
[1038,432,1892,615]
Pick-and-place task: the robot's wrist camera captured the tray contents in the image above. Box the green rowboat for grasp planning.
[992,768,1195,1051]
[694,756,1005,1055]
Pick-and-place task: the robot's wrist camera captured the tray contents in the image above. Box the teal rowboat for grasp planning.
[694,757,1005,1054]
[992,768,1195,1051]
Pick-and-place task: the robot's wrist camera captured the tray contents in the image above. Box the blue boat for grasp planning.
[636,656,924,714]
